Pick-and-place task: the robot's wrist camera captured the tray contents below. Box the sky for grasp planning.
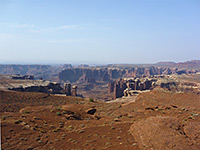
[0,0,200,64]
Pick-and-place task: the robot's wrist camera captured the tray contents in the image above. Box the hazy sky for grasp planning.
[0,0,200,64]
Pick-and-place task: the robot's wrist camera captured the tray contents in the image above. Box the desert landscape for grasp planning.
[1,0,200,149]
[1,60,200,150]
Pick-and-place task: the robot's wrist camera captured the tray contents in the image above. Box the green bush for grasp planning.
[89,98,94,102]
[56,112,62,116]
[23,111,30,114]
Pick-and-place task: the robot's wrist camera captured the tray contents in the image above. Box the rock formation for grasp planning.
[72,85,78,96]
[59,67,198,83]
[108,82,114,94]
[64,83,71,95]
[113,78,127,99]
[111,78,155,99]
[109,74,200,99]
[9,81,79,97]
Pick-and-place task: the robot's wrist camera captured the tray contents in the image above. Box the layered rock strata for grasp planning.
[59,67,198,83]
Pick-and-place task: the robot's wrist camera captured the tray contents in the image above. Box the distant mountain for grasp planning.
[156,60,200,69]
[156,61,176,66]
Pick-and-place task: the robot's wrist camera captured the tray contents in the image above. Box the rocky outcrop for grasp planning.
[72,85,78,96]
[64,83,71,95]
[86,108,96,115]
[160,82,199,92]
[64,83,79,96]
[9,81,80,96]
[110,75,200,99]
[110,77,156,99]
[108,82,115,94]
[113,78,127,99]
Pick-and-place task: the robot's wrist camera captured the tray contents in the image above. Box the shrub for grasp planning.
[23,111,30,114]
[53,128,60,132]
[56,112,61,116]
[89,98,94,102]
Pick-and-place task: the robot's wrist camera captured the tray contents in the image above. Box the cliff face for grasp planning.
[58,67,196,83]
[58,68,121,82]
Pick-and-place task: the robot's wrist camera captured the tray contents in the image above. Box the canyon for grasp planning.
[0,60,199,100]
[1,60,200,150]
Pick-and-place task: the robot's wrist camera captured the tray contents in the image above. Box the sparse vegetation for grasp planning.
[22,111,30,114]
[89,98,94,102]
[57,106,62,110]
[52,128,60,132]
[111,127,115,129]
[1,116,6,120]
[68,125,74,131]
[56,112,62,116]
[33,116,40,120]
[49,125,55,129]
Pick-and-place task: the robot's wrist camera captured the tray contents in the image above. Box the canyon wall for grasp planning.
[59,68,124,82]
[0,64,198,82]
[58,67,197,83]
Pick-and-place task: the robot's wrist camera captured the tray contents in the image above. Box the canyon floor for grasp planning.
[1,87,200,150]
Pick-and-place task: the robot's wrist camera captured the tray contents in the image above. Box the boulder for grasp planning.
[86,108,96,115]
